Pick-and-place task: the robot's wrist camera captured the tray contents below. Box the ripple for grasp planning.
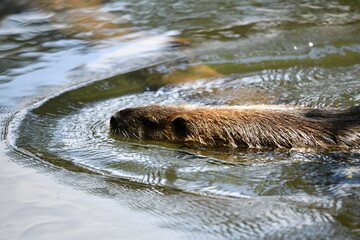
[9,70,360,201]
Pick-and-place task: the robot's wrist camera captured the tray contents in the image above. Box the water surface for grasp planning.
[1,0,360,239]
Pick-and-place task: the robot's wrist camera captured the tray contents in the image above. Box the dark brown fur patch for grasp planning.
[110,105,360,150]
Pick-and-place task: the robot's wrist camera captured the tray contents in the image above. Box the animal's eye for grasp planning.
[141,117,159,128]
[172,117,188,137]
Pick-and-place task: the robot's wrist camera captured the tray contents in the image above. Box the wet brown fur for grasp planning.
[110,105,360,150]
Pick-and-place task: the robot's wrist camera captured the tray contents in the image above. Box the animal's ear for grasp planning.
[172,117,189,137]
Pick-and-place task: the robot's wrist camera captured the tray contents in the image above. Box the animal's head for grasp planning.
[110,105,198,142]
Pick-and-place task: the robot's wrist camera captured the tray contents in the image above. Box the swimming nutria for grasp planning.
[109,105,360,150]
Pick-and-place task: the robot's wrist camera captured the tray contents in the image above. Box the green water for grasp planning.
[1,0,360,239]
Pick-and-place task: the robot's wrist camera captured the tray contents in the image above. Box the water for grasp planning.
[1,0,360,239]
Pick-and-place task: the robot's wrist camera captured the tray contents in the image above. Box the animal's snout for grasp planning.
[110,108,134,128]
[110,115,119,127]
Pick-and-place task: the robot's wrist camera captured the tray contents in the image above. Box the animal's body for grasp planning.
[110,105,360,150]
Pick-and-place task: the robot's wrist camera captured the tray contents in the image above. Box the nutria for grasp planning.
[109,105,360,150]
